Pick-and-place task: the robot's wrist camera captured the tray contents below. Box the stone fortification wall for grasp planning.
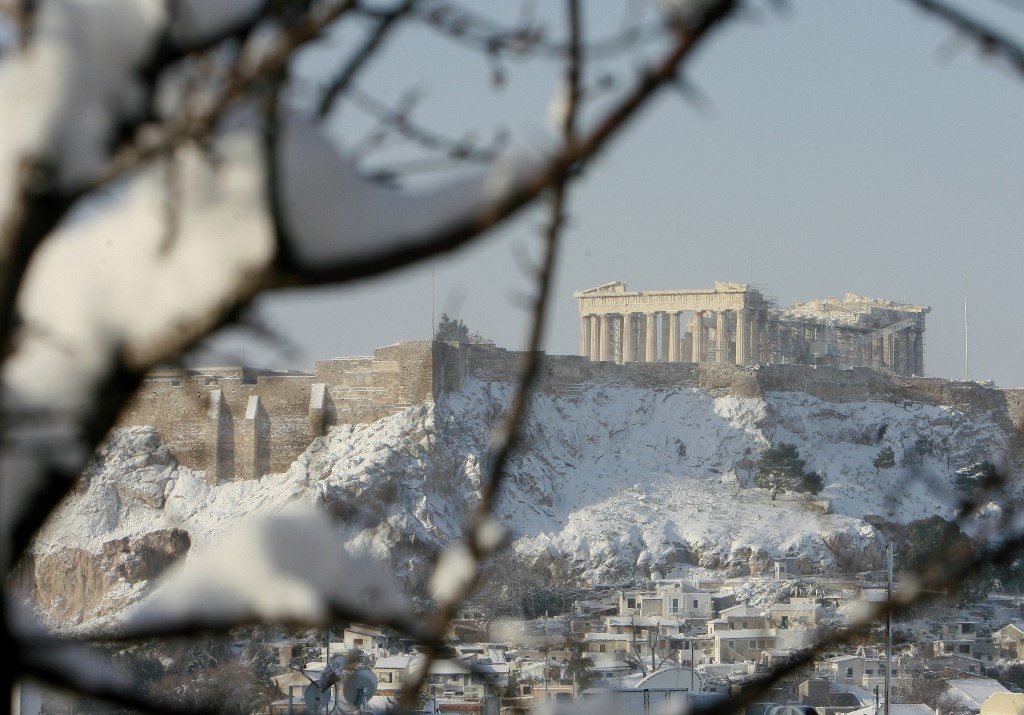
[457,345,1024,430]
[120,342,446,483]
[119,341,1024,482]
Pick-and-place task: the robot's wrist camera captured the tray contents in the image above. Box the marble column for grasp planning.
[622,313,634,363]
[661,314,671,362]
[716,311,727,363]
[690,312,704,363]
[668,312,680,362]
[909,331,917,376]
[756,310,767,364]
[736,309,749,365]
[580,315,591,358]
[645,313,657,362]
[599,314,611,361]
[589,315,600,361]
[914,330,925,376]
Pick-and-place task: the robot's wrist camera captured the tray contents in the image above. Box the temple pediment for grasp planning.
[573,281,628,297]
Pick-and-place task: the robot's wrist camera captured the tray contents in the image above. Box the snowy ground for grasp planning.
[32,377,1014,623]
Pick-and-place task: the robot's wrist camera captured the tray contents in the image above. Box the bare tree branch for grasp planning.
[902,0,1024,75]
[398,0,583,707]
[345,86,504,164]
[317,0,418,119]
[272,1,739,284]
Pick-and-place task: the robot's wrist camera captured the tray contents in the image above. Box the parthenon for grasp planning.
[574,281,930,376]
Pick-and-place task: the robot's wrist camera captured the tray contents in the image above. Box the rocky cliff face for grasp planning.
[24,380,1015,628]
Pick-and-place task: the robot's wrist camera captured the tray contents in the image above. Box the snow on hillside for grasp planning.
[31,378,1012,625]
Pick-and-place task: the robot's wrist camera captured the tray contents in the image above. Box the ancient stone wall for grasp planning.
[118,341,1024,483]
[119,342,452,482]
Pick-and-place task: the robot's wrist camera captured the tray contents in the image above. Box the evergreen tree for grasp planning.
[435,313,492,344]
[755,443,824,500]
[954,460,1000,492]
[873,446,896,474]
[913,436,932,465]
[435,313,471,342]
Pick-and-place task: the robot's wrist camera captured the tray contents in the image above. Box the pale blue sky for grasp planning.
[199,1,1024,387]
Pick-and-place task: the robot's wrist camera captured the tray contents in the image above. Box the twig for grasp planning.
[346,86,504,164]
[901,0,1024,76]
[273,0,739,285]
[404,0,666,62]
[398,0,583,708]
[317,0,418,119]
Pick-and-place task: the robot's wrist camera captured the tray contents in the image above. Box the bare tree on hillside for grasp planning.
[0,1,1023,714]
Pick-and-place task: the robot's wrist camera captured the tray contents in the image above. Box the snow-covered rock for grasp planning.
[22,379,1015,627]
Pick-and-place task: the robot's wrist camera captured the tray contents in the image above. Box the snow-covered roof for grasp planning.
[721,605,763,617]
[472,662,510,675]
[429,658,471,675]
[860,589,888,602]
[345,624,384,637]
[768,602,821,612]
[947,678,1010,711]
[607,616,682,627]
[715,629,776,640]
[888,704,933,715]
[376,655,415,670]
[584,633,631,641]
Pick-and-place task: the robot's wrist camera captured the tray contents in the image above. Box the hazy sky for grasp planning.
[197,1,1024,387]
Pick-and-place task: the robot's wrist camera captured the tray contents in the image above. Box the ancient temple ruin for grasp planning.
[574,281,929,376]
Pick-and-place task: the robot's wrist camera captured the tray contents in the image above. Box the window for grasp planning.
[846,668,854,678]
[693,599,699,609]
[599,644,606,653]
[866,670,874,676]
[378,672,393,683]
[627,598,636,609]
[959,645,971,654]
[963,624,976,635]
[672,598,679,611]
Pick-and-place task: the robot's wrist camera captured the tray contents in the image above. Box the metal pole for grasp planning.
[690,643,695,691]
[964,274,969,380]
[544,612,549,700]
[885,543,893,715]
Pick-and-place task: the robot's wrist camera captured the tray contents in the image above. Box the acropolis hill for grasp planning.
[113,281,1022,484]
[122,343,1024,485]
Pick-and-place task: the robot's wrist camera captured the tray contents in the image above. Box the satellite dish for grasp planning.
[343,669,378,709]
[304,683,330,714]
